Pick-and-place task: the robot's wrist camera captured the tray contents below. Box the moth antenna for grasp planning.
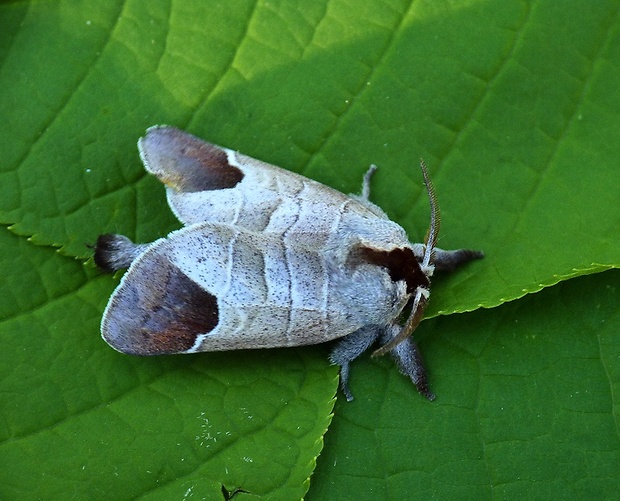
[372,288,428,357]
[420,159,440,267]
[372,160,439,356]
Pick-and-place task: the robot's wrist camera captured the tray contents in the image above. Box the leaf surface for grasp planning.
[1,1,619,498]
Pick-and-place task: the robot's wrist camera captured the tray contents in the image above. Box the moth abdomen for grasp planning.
[94,234,150,273]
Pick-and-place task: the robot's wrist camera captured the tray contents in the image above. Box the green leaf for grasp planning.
[309,269,620,500]
[0,228,335,499]
[1,0,619,498]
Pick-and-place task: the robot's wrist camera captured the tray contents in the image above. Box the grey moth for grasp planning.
[95,126,483,401]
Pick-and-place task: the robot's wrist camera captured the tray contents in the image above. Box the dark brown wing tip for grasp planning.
[102,262,220,355]
[139,126,244,193]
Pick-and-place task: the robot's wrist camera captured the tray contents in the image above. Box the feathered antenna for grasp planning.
[420,159,440,265]
[372,160,440,357]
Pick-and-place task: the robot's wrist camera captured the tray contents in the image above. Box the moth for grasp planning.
[95,126,483,401]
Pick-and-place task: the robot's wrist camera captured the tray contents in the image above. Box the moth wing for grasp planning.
[138,126,361,229]
[100,229,219,356]
[101,222,373,356]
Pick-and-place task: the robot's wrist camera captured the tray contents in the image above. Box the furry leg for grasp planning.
[382,326,435,400]
[329,326,382,401]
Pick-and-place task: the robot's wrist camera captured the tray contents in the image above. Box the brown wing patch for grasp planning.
[103,256,219,356]
[353,246,429,293]
[139,126,244,192]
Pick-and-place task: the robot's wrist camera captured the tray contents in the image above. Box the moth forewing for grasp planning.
[96,126,484,401]
[139,125,358,232]
[100,222,409,355]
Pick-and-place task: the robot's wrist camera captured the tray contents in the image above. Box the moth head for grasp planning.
[372,160,440,357]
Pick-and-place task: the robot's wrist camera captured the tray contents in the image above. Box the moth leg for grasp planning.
[383,326,435,401]
[94,234,150,272]
[432,248,484,272]
[351,165,392,220]
[361,164,378,201]
[329,326,382,401]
